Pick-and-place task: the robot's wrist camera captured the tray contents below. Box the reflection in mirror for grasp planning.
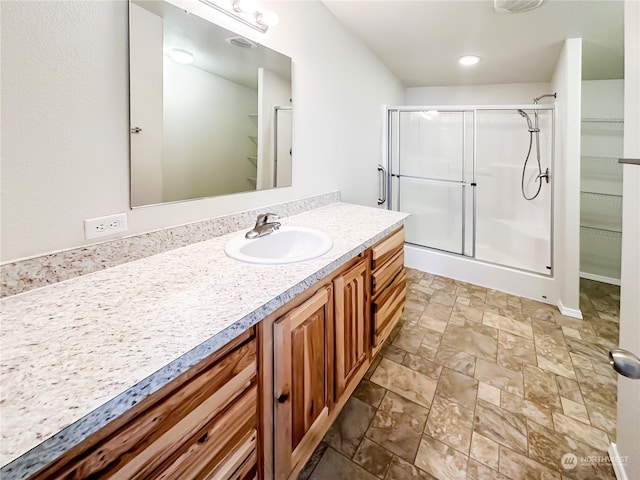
[129,0,292,208]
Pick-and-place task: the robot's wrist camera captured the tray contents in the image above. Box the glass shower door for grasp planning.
[390,110,474,256]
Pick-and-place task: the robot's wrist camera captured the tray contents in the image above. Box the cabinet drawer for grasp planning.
[35,332,257,479]
[371,228,404,271]
[371,249,404,297]
[372,270,406,350]
[151,386,258,480]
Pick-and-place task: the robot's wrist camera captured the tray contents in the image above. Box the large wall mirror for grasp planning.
[129,0,292,208]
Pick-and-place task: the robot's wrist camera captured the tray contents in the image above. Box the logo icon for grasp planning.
[561,453,578,470]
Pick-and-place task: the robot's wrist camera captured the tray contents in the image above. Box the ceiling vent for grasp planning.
[494,0,546,14]
[225,36,258,49]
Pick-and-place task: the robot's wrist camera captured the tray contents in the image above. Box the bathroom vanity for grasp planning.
[0,203,407,480]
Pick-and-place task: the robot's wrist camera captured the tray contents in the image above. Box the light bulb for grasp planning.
[458,55,481,66]
[234,0,257,13]
[170,48,194,64]
[257,10,279,27]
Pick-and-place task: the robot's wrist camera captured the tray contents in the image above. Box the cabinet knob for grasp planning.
[277,392,289,403]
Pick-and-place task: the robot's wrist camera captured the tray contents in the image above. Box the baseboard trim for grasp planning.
[557,300,583,319]
[609,443,629,480]
[580,271,622,286]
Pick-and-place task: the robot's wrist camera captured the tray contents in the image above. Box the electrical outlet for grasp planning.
[84,213,128,240]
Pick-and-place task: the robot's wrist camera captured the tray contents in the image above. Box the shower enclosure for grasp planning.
[385,105,554,276]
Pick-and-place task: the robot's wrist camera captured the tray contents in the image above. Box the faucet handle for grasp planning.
[256,212,279,226]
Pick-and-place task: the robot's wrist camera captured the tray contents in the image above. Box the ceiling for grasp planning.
[322,0,624,87]
[133,0,291,90]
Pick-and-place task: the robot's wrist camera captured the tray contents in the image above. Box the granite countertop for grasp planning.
[0,202,408,478]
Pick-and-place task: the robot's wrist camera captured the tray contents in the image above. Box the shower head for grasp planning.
[518,109,533,130]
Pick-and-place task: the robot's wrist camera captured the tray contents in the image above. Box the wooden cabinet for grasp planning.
[265,232,404,480]
[272,286,334,480]
[370,227,406,357]
[333,257,370,399]
[32,329,259,480]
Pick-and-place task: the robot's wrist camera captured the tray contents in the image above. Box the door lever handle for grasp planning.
[609,349,640,379]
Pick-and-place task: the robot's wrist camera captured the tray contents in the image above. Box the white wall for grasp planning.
[129,3,164,206]
[162,61,258,200]
[0,0,404,262]
[551,38,582,315]
[406,82,552,105]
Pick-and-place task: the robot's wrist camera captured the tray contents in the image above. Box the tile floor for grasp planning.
[300,269,620,480]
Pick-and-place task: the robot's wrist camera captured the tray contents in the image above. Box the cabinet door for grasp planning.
[273,285,334,479]
[333,258,369,399]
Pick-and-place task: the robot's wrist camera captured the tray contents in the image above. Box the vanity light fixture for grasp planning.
[169,48,195,64]
[458,55,481,66]
[198,0,279,33]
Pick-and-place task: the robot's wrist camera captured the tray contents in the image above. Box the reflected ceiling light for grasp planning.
[170,48,194,64]
[458,55,481,66]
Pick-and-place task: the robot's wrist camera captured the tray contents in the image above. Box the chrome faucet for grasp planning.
[245,213,281,239]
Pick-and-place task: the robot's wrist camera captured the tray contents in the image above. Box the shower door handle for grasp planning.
[377,165,387,205]
[609,349,640,379]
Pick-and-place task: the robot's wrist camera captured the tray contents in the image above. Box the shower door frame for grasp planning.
[385,104,556,277]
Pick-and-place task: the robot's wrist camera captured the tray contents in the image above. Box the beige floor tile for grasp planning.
[451,303,484,323]
[526,419,616,480]
[352,437,393,478]
[477,381,501,406]
[498,446,561,480]
[556,376,584,405]
[551,412,610,451]
[473,399,528,454]
[325,397,377,458]
[365,391,429,462]
[467,458,509,480]
[523,364,562,410]
[500,390,554,429]
[402,353,443,380]
[353,379,387,408]
[424,395,474,454]
[309,447,378,480]
[536,354,577,380]
[483,311,533,339]
[470,432,500,470]
[370,358,437,408]
[414,434,468,480]
[380,344,406,363]
[584,398,616,437]
[440,325,497,361]
[475,358,524,396]
[497,330,537,371]
[435,343,476,376]
[383,456,437,480]
[431,290,457,307]
[561,326,581,339]
[418,314,448,334]
[435,367,478,409]
[392,323,427,354]
[560,397,590,424]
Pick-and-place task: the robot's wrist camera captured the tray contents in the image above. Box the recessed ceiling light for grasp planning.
[458,55,481,66]
[169,48,194,65]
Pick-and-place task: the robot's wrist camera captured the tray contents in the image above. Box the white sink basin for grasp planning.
[225,226,333,265]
